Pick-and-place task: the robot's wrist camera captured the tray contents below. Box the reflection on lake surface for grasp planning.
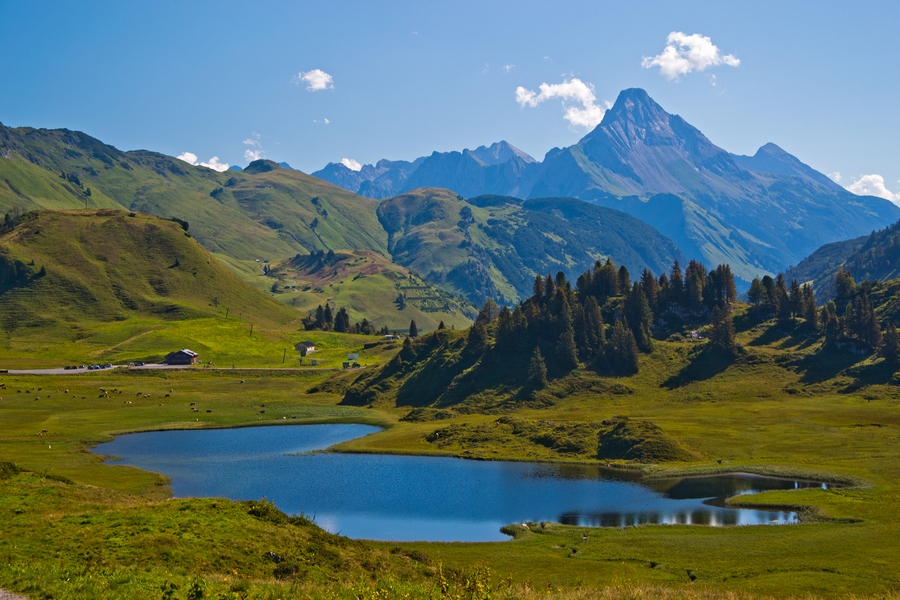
[94,424,826,542]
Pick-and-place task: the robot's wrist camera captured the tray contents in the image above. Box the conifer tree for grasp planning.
[555,316,579,373]
[334,307,351,333]
[669,260,684,307]
[881,323,900,367]
[528,347,549,389]
[748,278,765,311]
[608,318,640,375]
[624,283,654,352]
[409,319,419,338]
[617,265,631,294]
[709,306,737,356]
[438,320,446,330]
[465,322,489,356]
[532,274,544,300]
[640,268,659,312]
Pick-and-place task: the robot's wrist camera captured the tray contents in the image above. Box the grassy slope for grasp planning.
[0,210,401,368]
[265,250,474,331]
[378,189,684,305]
[0,125,388,261]
[1,315,900,597]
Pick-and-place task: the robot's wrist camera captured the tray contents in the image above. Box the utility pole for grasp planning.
[282,349,286,363]
[225,308,229,319]
[249,324,253,337]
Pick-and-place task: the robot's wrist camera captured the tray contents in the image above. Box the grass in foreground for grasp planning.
[2,319,900,597]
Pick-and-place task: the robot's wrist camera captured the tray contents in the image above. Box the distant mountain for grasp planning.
[313,89,900,284]
[785,219,900,300]
[312,141,536,199]
[376,188,683,305]
[0,124,388,261]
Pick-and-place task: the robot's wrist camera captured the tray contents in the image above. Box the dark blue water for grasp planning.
[94,424,824,542]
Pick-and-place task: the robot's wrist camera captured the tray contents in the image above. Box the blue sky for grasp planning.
[1,1,898,200]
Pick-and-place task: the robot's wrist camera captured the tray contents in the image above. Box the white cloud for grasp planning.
[642,32,740,81]
[244,149,263,162]
[515,78,605,129]
[341,158,362,171]
[846,174,900,204]
[243,134,261,147]
[295,69,334,91]
[829,172,842,183]
[313,118,331,124]
[177,151,230,172]
[504,64,515,73]
[324,118,330,124]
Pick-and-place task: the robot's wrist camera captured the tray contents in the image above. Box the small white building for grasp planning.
[348,353,359,360]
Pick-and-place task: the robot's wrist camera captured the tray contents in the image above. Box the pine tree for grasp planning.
[324,304,334,330]
[608,318,639,375]
[409,320,419,338]
[640,268,659,312]
[475,299,498,325]
[528,347,549,389]
[748,278,765,311]
[438,320,446,330]
[624,283,654,353]
[617,265,631,294]
[554,309,579,373]
[708,306,737,356]
[881,323,900,367]
[668,260,684,307]
[334,307,351,333]
[532,274,544,300]
[465,322,489,356]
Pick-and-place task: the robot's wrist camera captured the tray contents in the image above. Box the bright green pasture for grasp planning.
[0,317,397,369]
[2,322,900,598]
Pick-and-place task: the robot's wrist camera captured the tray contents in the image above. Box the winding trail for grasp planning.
[0,589,27,600]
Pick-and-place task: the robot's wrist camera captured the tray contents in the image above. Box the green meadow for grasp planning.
[2,315,900,599]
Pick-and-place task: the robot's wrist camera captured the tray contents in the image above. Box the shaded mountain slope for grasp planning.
[786,219,900,299]
[528,88,900,283]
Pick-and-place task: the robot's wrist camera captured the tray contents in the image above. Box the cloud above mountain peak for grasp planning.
[515,78,606,129]
[642,32,740,81]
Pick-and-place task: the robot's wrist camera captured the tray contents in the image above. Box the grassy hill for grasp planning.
[0,210,372,367]
[264,249,474,331]
[378,189,684,305]
[0,124,388,261]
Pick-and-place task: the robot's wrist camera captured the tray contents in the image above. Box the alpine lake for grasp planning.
[94,423,827,542]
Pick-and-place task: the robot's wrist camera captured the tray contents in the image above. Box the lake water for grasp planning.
[94,424,825,542]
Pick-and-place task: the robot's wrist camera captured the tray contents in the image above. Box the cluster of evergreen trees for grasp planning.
[747,273,817,327]
[301,303,389,336]
[460,258,741,387]
[818,269,882,351]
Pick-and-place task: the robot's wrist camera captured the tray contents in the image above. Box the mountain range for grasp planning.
[0,123,681,308]
[315,88,900,284]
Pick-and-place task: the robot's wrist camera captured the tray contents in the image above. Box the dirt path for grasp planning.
[0,589,28,600]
